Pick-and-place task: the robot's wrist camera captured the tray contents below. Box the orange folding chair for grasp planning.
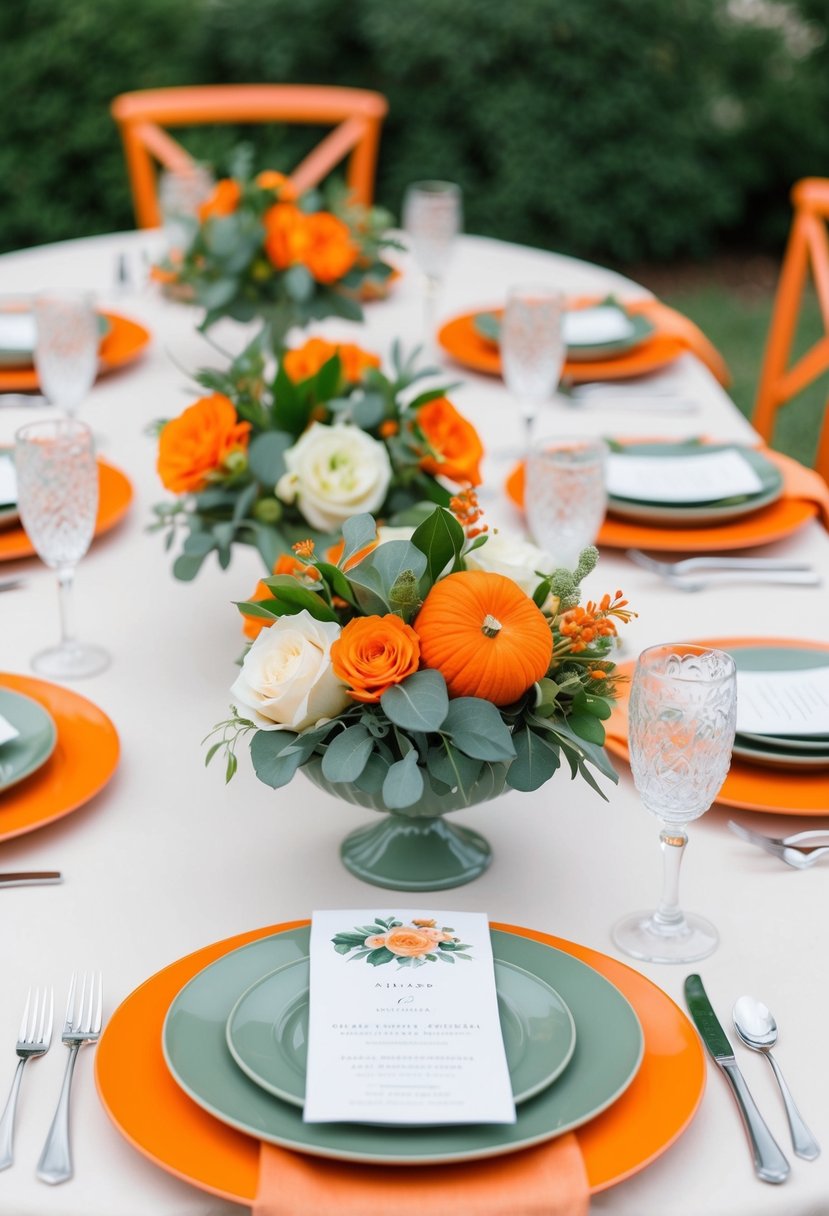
[754,178,829,482]
[111,85,388,228]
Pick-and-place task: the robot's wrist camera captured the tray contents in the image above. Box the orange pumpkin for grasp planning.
[414,571,553,705]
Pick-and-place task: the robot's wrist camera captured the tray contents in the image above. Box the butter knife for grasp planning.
[0,872,62,888]
[685,975,790,1184]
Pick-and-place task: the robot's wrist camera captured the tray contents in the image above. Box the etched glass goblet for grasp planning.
[525,436,607,569]
[500,285,565,445]
[14,419,109,679]
[402,180,462,355]
[34,293,99,418]
[612,643,737,964]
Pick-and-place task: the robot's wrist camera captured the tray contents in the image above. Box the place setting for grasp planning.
[96,908,706,1211]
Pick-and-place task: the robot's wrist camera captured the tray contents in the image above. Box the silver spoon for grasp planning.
[733,995,820,1160]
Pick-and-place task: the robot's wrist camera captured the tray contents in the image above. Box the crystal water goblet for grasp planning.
[524,436,608,568]
[612,643,737,964]
[402,180,462,355]
[34,293,99,418]
[158,163,215,253]
[14,419,109,679]
[500,285,566,444]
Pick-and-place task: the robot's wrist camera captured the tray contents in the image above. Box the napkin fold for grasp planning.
[768,449,829,529]
[635,299,731,388]
[254,1133,590,1216]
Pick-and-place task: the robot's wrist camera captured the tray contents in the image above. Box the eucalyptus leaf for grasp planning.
[567,711,607,745]
[172,550,212,581]
[340,513,377,566]
[382,749,425,809]
[351,393,386,429]
[247,431,293,487]
[284,263,314,302]
[381,670,449,733]
[427,742,483,800]
[507,727,561,792]
[250,730,306,788]
[443,698,516,762]
[321,725,374,783]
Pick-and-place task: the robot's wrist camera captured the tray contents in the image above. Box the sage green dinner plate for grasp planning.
[474,304,655,362]
[226,956,576,1110]
[607,443,783,524]
[730,645,829,769]
[0,311,112,369]
[163,926,643,1166]
[0,688,58,793]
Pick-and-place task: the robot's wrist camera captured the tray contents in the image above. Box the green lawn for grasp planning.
[653,279,827,469]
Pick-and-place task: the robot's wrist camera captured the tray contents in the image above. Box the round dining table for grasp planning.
[0,228,827,1216]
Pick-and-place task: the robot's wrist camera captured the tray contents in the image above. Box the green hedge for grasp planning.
[1,0,827,262]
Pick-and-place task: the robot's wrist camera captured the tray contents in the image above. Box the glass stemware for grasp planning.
[500,285,566,444]
[524,436,608,568]
[402,180,462,355]
[158,163,215,253]
[612,643,737,964]
[14,419,110,679]
[34,293,99,418]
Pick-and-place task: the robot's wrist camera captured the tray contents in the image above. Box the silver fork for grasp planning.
[0,987,54,1169]
[37,972,102,1185]
[728,821,829,869]
[626,549,814,576]
[663,570,822,593]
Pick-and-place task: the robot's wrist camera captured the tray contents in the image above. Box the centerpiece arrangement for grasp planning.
[152,160,397,345]
[207,500,634,889]
[150,338,483,580]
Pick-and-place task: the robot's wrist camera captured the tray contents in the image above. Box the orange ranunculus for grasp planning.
[384,927,435,958]
[157,394,251,495]
[282,337,381,385]
[330,614,420,703]
[263,203,309,269]
[197,178,242,223]
[301,212,358,284]
[418,397,484,486]
[241,554,320,640]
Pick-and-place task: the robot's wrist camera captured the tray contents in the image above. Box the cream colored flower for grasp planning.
[464,531,554,598]
[231,609,349,731]
[279,422,392,532]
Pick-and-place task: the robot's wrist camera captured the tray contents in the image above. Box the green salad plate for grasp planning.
[474,300,655,362]
[731,645,829,770]
[0,688,58,793]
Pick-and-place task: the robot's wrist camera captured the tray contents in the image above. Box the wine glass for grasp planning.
[402,181,462,355]
[34,292,99,418]
[14,419,109,679]
[158,163,215,253]
[500,285,566,444]
[524,437,607,568]
[612,643,737,964]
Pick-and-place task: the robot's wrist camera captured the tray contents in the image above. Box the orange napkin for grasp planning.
[635,299,731,388]
[768,449,829,529]
[254,1134,590,1216]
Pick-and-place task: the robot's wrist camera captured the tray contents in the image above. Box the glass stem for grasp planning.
[56,564,76,650]
[422,274,441,360]
[652,826,688,933]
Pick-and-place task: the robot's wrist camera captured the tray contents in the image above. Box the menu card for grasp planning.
[0,312,35,355]
[0,715,20,747]
[737,665,829,736]
[563,305,634,346]
[0,457,17,508]
[606,448,764,503]
[304,909,516,1126]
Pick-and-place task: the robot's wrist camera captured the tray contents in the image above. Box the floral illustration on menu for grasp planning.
[332,915,473,968]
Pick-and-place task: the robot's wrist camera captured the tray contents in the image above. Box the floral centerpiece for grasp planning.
[150,337,483,580]
[208,499,634,890]
[152,160,396,346]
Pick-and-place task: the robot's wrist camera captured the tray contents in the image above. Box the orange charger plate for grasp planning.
[438,300,687,383]
[504,460,817,553]
[95,920,705,1202]
[0,673,119,842]
[606,637,829,816]
[0,459,133,562]
[0,312,151,392]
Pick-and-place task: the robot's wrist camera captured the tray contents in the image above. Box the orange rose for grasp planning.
[263,203,309,269]
[197,178,242,223]
[412,918,437,927]
[301,212,358,284]
[384,927,435,958]
[157,394,251,495]
[241,554,320,640]
[283,337,381,385]
[363,934,387,948]
[418,397,483,486]
[330,614,420,703]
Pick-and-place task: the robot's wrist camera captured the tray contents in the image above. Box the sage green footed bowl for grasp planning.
[301,756,511,891]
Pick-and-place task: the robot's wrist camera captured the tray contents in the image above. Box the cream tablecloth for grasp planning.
[0,230,827,1216]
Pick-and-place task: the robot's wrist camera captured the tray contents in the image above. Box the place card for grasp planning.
[0,714,20,747]
[563,304,634,346]
[737,665,829,736]
[304,909,516,1125]
[606,448,764,504]
[0,456,17,507]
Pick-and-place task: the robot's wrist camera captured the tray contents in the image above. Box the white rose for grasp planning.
[282,422,392,532]
[375,525,415,545]
[231,609,349,732]
[464,532,555,598]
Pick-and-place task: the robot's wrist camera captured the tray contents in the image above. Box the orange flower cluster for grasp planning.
[157,394,251,494]
[331,615,421,703]
[241,553,320,641]
[292,539,316,560]
[263,204,359,285]
[449,488,487,539]
[282,337,381,385]
[197,178,242,222]
[417,397,483,486]
[558,591,636,654]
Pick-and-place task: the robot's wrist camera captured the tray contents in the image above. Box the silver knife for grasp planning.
[685,974,789,1183]
[0,872,62,888]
